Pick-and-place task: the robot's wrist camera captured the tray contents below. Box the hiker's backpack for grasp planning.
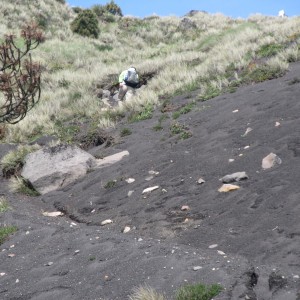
[124,69,139,87]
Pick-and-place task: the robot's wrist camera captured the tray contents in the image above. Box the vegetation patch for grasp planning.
[1,145,40,178]
[120,128,132,137]
[198,85,221,101]
[104,180,117,189]
[9,176,40,197]
[172,101,196,119]
[256,43,284,58]
[71,9,100,38]
[175,283,222,300]
[243,64,285,83]
[129,286,165,300]
[128,103,154,123]
[170,122,192,139]
[0,197,9,213]
[0,226,18,245]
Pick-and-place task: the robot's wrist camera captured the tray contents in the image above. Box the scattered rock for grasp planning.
[101,219,113,226]
[218,184,240,192]
[197,178,205,184]
[42,211,64,217]
[262,153,282,169]
[145,176,154,181]
[128,190,134,197]
[142,186,159,194]
[275,122,281,127]
[232,109,239,113]
[123,226,131,233]
[125,178,135,183]
[209,244,218,249]
[149,170,159,175]
[8,254,15,258]
[45,262,53,266]
[242,127,253,137]
[193,266,202,271]
[229,159,235,163]
[217,250,226,256]
[0,273,6,276]
[21,145,99,194]
[220,172,248,183]
[181,205,190,211]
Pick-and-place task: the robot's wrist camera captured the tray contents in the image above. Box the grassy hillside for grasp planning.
[0,0,299,143]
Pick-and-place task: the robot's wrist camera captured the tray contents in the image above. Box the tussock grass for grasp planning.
[0,225,17,245]
[1,144,41,178]
[129,286,166,300]
[0,0,299,143]
[9,176,40,196]
[0,197,9,213]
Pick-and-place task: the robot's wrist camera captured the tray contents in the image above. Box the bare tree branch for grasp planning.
[0,23,44,124]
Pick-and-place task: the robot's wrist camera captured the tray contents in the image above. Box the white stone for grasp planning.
[101,219,113,226]
[123,226,131,233]
[42,211,64,217]
[125,178,135,183]
[193,266,202,271]
[142,186,159,194]
[262,153,282,169]
[209,244,218,249]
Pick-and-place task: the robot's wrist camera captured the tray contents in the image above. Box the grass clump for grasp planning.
[198,85,221,101]
[170,122,192,139]
[9,176,40,197]
[0,226,18,245]
[1,144,40,178]
[175,283,222,300]
[256,43,284,58]
[172,102,196,119]
[129,286,166,300]
[104,180,117,189]
[244,64,285,83]
[0,197,9,213]
[128,103,154,123]
[120,128,132,137]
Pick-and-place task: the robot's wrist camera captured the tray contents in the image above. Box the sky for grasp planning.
[66,0,300,19]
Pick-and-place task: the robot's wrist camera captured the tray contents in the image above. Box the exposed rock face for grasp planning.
[21,144,98,195]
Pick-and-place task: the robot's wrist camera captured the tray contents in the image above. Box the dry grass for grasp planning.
[0,1,299,143]
[129,286,166,300]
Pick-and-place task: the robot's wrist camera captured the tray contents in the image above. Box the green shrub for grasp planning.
[92,1,122,18]
[71,9,100,38]
[104,1,123,16]
[176,283,222,300]
[0,226,17,245]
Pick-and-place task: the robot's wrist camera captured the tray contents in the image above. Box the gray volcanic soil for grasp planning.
[1,63,300,300]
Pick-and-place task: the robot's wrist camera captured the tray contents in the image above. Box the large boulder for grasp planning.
[21,144,97,195]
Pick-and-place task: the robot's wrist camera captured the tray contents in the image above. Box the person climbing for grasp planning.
[118,67,139,101]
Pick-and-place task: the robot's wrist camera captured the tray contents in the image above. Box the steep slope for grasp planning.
[0,62,299,299]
